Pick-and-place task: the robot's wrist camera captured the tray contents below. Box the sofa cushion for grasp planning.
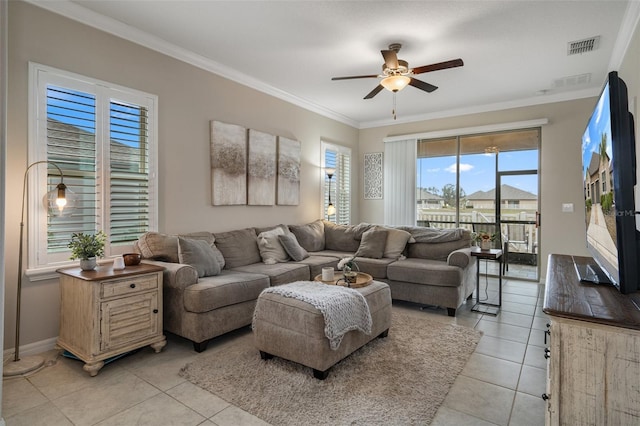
[137,232,179,263]
[178,237,221,278]
[183,270,270,313]
[387,258,463,288]
[352,256,396,279]
[381,227,413,259]
[214,228,261,269]
[231,262,310,286]
[355,227,388,259]
[257,225,290,264]
[407,237,471,261]
[323,221,361,252]
[288,220,325,252]
[292,255,338,279]
[278,233,309,261]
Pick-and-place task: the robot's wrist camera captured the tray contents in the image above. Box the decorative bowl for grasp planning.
[123,253,141,266]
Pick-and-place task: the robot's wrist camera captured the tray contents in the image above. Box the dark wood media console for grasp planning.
[542,254,640,425]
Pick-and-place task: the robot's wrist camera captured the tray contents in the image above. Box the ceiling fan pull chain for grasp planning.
[392,92,397,120]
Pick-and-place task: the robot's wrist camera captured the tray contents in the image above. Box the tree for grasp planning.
[599,132,608,194]
[442,184,466,207]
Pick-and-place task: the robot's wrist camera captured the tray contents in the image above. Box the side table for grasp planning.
[56,263,167,376]
[470,247,503,315]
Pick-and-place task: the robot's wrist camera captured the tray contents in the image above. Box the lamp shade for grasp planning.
[381,75,411,92]
[45,183,76,217]
[327,203,336,216]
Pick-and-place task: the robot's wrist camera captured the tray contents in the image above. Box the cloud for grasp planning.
[427,168,440,173]
[446,163,474,173]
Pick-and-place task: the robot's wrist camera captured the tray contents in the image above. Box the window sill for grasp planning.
[25,259,115,282]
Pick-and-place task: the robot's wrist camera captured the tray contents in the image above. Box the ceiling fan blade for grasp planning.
[364,84,384,99]
[412,58,464,75]
[381,49,399,69]
[409,78,438,93]
[331,74,379,81]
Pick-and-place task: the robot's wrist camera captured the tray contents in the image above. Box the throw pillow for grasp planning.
[355,228,388,259]
[382,227,413,259]
[177,237,221,278]
[288,220,325,252]
[278,233,310,261]
[179,231,225,270]
[257,226,290,264]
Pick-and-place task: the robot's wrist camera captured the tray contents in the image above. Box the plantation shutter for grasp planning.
[46,85,99,254]
[31,64,158,269]
[109,100,150,245]
[336,151,351,225]
[323,144,351,224]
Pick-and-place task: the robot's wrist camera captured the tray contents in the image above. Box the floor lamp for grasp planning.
[326,167,336,216]
[3,160,74,377]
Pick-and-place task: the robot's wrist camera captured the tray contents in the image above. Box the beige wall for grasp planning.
[5,2,358,348]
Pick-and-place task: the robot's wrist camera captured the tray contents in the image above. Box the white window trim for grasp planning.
[27,63,158,276]
[320,141,352,224]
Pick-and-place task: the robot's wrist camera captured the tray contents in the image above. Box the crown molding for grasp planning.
[361,87,599,129]
[26,0,360,128]
[26,0,637,131]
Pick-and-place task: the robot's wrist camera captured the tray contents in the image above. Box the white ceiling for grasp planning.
[35,1,640,128]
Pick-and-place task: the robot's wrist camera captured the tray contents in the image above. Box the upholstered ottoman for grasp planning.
[253,280,392,379]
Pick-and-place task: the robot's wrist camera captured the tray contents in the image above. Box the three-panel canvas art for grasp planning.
[210,120,300,206]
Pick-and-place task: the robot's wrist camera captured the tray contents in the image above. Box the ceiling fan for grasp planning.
[331,43,464,99]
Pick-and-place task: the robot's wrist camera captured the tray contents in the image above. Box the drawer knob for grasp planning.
[153,309,159,314]
[130,283,136,289]
[542,393,550,401]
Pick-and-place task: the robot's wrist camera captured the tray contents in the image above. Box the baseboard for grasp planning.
[3,337,58,363]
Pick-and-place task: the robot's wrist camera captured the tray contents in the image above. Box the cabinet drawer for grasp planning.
[101,274,158,298]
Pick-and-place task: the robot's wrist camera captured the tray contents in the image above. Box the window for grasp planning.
[602,171,607,192]
[321,142,351,224]
[29,63,158,271]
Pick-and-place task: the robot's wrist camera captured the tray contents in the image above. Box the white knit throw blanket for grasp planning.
[255,281,372,350]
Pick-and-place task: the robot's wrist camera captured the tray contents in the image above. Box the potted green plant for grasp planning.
[68,231,107,270]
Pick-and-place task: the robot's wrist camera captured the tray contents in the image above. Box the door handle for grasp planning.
[535,211,541,228]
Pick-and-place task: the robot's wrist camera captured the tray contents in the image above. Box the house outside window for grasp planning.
[602,171,607,193]
[28,63,158,271]
[321,141,351,224]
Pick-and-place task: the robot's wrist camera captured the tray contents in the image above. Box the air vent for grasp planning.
[567,36,600,55]
[553,73,592,89]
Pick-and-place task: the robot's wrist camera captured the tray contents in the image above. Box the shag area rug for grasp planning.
[179,310,481,425]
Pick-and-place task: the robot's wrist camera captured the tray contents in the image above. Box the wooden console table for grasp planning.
[543,254,640,425]
[57,263,167,376]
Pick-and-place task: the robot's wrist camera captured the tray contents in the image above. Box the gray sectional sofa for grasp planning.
[135,220,476,352]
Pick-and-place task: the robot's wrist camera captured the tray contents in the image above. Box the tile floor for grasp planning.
[2,276,548,425]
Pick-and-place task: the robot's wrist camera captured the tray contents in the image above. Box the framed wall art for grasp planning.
[277,137,301,205]
[364,152,383,200]
[210,120,247,205]
[247,129,277,205]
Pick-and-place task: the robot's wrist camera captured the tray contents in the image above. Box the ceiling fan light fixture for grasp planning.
[381,75,410,92]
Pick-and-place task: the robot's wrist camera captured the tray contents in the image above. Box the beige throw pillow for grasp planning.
[257,226,290,264]
[355,228,388,259]
[383,227,413,259]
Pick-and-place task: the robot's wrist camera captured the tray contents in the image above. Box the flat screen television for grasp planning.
[579,71,639,294]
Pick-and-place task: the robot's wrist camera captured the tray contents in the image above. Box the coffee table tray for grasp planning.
[313,271,373,288]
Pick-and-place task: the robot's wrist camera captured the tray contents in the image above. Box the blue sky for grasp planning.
[582,83,612,177]
[418,149,539,196]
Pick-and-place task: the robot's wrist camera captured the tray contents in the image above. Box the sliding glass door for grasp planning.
[417,128,540,280]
